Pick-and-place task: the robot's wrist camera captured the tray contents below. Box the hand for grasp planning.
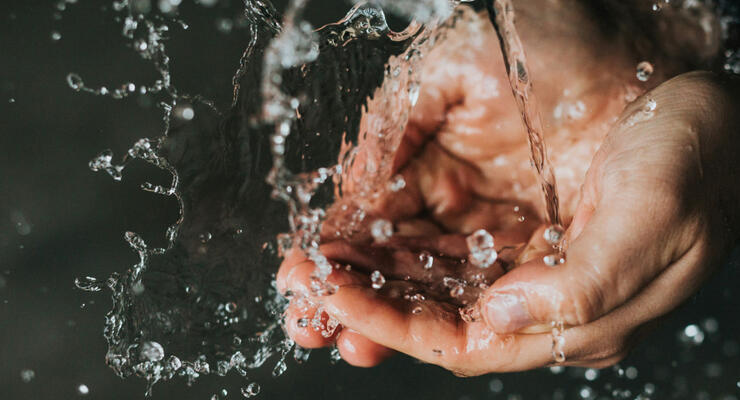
[277,3,738,374]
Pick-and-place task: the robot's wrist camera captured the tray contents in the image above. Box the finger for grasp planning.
[336,329,395,367]
[481,175,691,334]
[319,240,506,290]
[323,285,554,374]
[276,255,368,297]
[557,235,713,367]
[284,303,338,349]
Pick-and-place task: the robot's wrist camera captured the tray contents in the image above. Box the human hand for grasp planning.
[277,3,738,374]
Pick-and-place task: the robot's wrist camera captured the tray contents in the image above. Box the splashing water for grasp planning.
[71,0,460,395]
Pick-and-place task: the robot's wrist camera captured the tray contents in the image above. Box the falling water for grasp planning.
[485,0,561,227]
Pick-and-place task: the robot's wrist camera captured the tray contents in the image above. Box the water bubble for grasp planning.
[74,276,103,292]
[370,270,385,290]
[20,369,35,383]
[370,219,393,243]
[139,341,165,362]
[466,229,497,268]
[418,251,434,270]
[77,384,90,395]
[241,382,260,398]
[636,61,654,81]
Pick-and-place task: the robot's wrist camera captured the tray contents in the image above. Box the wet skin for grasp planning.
[277,2,740,374]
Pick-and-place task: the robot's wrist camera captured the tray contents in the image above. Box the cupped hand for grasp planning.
[277,3,738,374]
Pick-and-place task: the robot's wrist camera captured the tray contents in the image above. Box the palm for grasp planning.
[280,4,655,370]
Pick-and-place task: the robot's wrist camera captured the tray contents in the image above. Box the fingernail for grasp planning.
[484,292,533,334]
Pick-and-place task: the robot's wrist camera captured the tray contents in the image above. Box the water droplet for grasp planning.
[370,270,385,289]
[216,18,233,34]
[418,251,433,270]
[489,378,504,393]
[408,82,420,106]
[66,73,84,91]
[644,98,657,112]
[466,229,497,268]
[77,384,90,395]
[199,232,212,243]
[178,105,195,121]
[370,219,393,243]
[8,98,16,104]
[543,225,564,246]
[139,341,165,362]
[74,276,103,292]
[20,369,35,383]
[459,305,480,323]
[636,61,654,81]
[388,174,406,192]
[543,254,565,267]
[584,368,599,381]
[241,383,260,398]
[51,31,62,41]
[551,321,566,363]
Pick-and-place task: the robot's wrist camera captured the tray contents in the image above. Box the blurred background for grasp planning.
[1,0,739,399]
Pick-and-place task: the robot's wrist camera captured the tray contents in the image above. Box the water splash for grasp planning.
[73,0,459,396]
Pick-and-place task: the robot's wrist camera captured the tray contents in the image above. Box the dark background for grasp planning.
[1,1,739,399]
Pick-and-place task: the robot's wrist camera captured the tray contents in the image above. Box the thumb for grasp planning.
[481,99,699,334]
[481,187,683,333]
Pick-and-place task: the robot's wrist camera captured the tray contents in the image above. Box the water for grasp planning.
[485,0,562,227]
[52,0,740,397]
[68,0,457,395]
